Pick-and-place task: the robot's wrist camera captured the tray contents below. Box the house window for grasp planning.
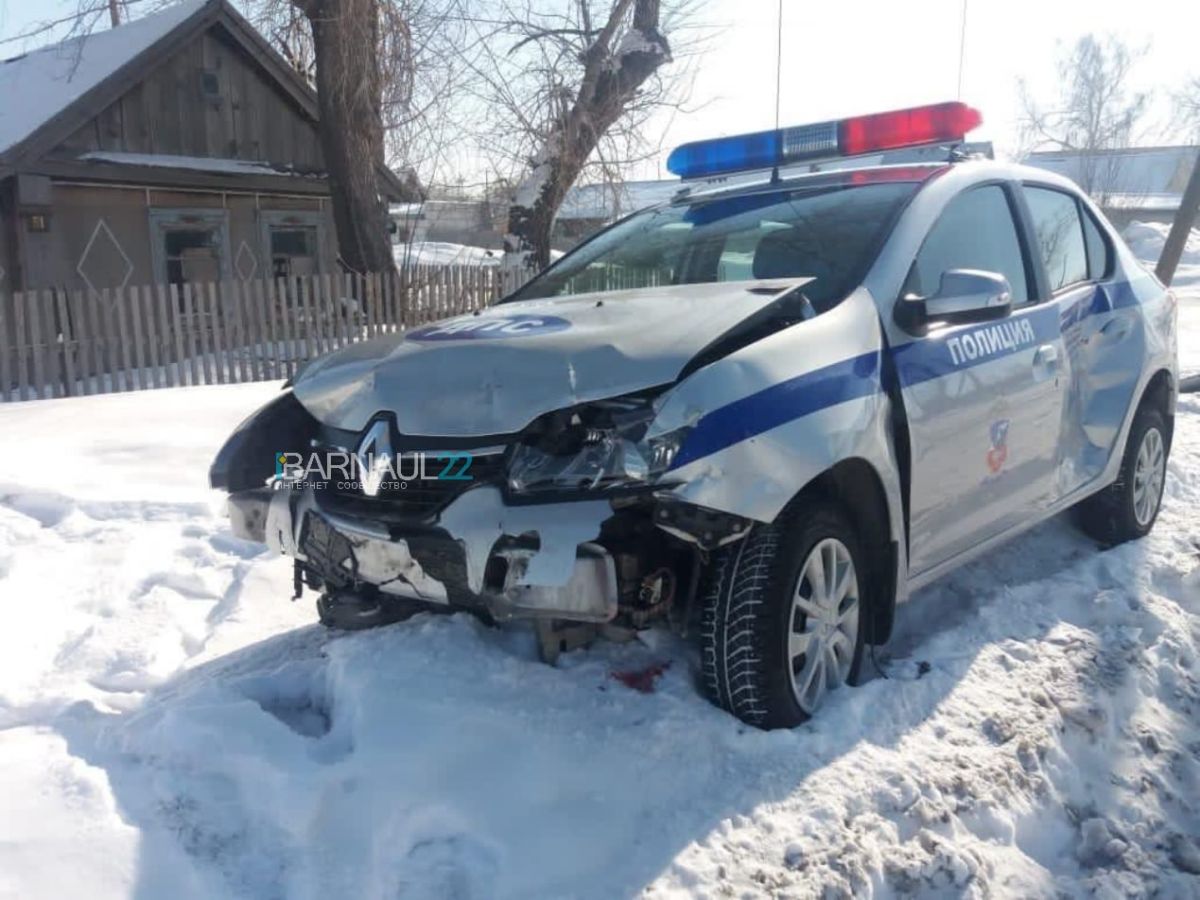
[270,226,318,277]
[149,209,231,288]
[164,228,222,285]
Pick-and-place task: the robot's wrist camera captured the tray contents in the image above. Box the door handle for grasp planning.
[1034,344,1059,368]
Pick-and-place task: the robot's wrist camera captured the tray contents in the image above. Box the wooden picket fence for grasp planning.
[0,264,514,402]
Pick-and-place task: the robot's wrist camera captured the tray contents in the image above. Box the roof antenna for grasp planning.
[771,0,783,184]
[956,0,968,99]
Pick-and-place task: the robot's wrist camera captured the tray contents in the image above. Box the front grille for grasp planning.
[316,449,507,521]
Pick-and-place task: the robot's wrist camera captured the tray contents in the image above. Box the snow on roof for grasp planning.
[558,180,681,221]
[0,0,209,157]
[1025,146,1199,207]
[78,151,320,178]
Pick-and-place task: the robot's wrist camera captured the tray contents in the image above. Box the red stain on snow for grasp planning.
[610,661,671,694]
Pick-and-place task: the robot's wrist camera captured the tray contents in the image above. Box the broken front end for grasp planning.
[210,388,749,650]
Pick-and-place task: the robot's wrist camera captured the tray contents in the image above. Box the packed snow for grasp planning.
[1124,221,1200,378]
[78,152,318,179]
[393,242,502,267]
[1123,221,1200,291]
[1,286,1199,898]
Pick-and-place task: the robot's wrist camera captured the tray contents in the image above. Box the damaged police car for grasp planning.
[211,102,1178,728]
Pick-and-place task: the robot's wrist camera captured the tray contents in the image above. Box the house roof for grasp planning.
[0,0,420,201]
[0,0,207,158]
[1024,146,1199,208]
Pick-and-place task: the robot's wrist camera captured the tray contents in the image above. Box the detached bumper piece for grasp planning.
[228,485,620,624]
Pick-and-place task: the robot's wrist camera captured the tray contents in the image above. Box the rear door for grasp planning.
[888,184,1068,576]
[1021,184,1141,498]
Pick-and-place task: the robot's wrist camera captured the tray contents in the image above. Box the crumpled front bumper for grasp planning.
[228,485,621,623]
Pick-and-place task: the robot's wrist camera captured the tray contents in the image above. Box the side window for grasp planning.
[905,185,1029,305]
[1024,186,1088,292]
[1081,206,1111,281]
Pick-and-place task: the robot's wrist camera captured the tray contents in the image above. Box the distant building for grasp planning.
[0,0,419,295]
[1024,146,1200,229]
[390,199,501,250]
[554,180,681,247]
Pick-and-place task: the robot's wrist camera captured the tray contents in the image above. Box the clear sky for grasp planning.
[643,0,1198,177]
[3,0,1197,183]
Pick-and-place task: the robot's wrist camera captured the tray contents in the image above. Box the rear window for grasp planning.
[1025,186,1089,292]
[508,182,917,309]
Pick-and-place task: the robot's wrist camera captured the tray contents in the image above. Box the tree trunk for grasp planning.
[503,0,670,282]
[297,0,395,274]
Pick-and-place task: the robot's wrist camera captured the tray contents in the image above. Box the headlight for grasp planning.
[507,395,688,496]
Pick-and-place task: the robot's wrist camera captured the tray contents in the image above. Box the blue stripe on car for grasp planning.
[670,351,880,470]
[670,278,1142,470]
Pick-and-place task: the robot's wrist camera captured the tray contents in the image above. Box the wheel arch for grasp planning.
[1139,368,1175,447]
[780,457,898,645]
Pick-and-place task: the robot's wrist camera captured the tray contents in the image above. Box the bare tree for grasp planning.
[270,0,393,273]
[1018,34,1150,203]
[1176,75,1200,144]
[457,0,696,275]
[243,0,474,270]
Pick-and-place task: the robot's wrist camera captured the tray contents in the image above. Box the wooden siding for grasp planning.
[38,182,333,293]
[50,24,324,171]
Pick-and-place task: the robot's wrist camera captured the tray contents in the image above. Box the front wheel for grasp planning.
[1074,406,1168,546]
[699,502,866,729]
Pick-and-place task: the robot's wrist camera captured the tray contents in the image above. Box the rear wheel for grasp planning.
[699,502,866,729]
[1074,406,1168,545]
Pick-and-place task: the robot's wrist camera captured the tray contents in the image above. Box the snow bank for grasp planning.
[1123,220,1200,289]
[1,333,1199,897]
[393,242,501,267]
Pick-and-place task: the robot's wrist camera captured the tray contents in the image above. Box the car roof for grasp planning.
[663,157,1087,210]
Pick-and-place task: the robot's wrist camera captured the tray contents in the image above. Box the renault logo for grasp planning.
[356,420,393,497]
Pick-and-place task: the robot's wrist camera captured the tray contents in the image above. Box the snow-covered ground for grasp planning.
[1123,222,1200,292]
[393,242,502,267]
[1124,222,1200,379]
[1,293,1199,899]
[391,241,564,268]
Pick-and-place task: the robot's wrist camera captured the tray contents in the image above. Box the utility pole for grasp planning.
[1157,149,1200,286]
[108,0,121,28]
[1160,149,1200,394]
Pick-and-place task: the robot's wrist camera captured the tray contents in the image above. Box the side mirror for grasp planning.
[895,268,1013,330]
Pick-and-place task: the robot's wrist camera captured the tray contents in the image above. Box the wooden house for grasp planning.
[0,0,418,295]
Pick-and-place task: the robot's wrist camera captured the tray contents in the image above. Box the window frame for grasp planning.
[258,209,328,280]
[148,207,232,287]
[901,180,1040,312]
[1018,182,1109,298]
[1078,199,1114,282]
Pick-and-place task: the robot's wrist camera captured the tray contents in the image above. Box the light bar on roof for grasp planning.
[666,101,983,180]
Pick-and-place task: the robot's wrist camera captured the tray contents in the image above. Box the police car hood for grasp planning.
[291,279,811,436]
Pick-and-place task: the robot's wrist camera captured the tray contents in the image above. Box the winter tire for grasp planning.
[1074,405,1168,545]
[700,501,867,729]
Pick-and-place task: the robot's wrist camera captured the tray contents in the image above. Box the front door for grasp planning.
[888,184,1067,576]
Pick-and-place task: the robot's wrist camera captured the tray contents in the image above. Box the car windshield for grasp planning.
[508,181,918,308]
